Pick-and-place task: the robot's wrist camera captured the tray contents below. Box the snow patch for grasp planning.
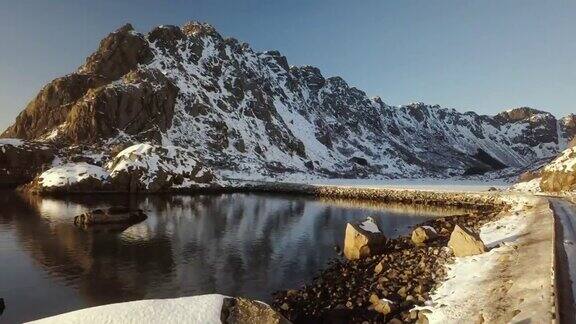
[359,217,381,233]
[39,163,109,188]
[510,178,542,193]
[0,138,25,147]
[27,294,226,324]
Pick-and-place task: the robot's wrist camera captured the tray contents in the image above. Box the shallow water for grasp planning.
[0,190,463,323]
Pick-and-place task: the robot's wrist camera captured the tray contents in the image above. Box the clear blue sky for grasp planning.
[1,0,575,130]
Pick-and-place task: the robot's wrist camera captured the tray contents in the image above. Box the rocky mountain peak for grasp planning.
[494,107,549,124]
[181,21,221,39]
[79,22,152,80]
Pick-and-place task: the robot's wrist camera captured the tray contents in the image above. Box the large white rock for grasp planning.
[448,225,486,257]
[411,226,438,245]
[343,217,387,260]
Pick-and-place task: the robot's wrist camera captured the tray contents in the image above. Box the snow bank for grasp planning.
[39,163,109,188]
[28,295,226,324]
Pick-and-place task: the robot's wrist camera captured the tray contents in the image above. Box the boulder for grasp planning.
[343,217,387,260]
[374,260,385,274]
[221,297,291,324]
[369,294,393,315]
[448,225,486,257]
[411,226,438,245]
[74,207,147,227]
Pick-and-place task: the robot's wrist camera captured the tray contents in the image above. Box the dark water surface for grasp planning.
[0,190,463,323]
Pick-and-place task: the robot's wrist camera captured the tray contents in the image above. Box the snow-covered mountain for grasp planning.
[1,22,574,192]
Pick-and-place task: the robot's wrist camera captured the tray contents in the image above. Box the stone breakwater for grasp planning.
[311,186,507,210]
[202,181,510,210]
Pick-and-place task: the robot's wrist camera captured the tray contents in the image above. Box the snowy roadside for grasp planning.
[420,194,555,323]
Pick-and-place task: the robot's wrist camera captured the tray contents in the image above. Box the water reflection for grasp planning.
[0,191,462,323]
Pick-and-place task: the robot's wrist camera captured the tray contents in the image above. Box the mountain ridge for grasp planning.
[1,22,574,192]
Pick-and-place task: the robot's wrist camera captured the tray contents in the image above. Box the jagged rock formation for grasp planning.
[23,143,214,194]
[540,146,576,192]
[1,22,575,192]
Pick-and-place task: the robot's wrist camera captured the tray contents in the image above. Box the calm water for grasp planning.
[0,190,462,323]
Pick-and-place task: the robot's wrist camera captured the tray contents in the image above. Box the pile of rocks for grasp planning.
[272,211,494,323]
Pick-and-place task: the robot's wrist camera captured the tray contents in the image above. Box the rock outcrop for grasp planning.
[65,68,178,143]
[448,225,486,257]
[26,143,216,194]
[540,146,576,192]
[343,217,387,260]
[221,297,291,324]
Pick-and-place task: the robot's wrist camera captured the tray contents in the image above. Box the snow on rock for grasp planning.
[359,217,381,233]
[543,146,576,172]
[540,146,576,192]
[510,177,542,193]
[421,225,437,234]
[344,217,387,260]
[0,138,25,147]
[31,143,217,193]
[39,163,109,188]
[27,295,226,324]
[107,143,215,190]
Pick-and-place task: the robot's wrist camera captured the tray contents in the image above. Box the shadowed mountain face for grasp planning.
[1,22,575,184]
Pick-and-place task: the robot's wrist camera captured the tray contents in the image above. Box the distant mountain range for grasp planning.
[1,22,574,193]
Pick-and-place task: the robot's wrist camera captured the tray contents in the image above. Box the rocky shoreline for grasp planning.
[271,208,500,323]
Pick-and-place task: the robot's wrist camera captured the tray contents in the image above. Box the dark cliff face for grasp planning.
[1,22,574,184]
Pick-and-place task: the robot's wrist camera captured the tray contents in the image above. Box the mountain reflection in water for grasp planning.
[0,190,464,323]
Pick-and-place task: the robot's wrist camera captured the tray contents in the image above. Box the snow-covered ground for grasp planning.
[27,295,226,324]
[420,195,555,323]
